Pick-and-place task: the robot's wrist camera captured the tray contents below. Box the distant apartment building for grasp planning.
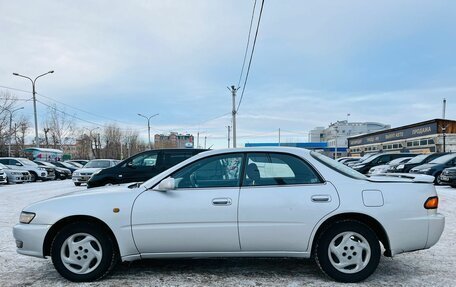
[154,132,194,149]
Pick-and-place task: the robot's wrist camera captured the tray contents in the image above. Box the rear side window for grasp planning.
[163,151,195,168]
[243,153,322,186]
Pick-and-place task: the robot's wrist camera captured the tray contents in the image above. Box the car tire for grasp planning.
[434,172,442,185]
[74,183,81,186]
[29,172,37,182]
[451,185,456,188]
[50,222,118,282]
[315,220,380,283]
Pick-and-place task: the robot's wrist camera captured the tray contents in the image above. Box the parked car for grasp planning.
[72,159,119,186]
[34,161,71,180]
[0,167,7,184]
[0,157,51,182]
[14,147,444,283]
[438,167,456,188]
[410,153,456,183]
[51,161,79,174]
[368,157,414,175]
[66,160,89,167]
[0,163,31,183]
[66,161,84,168]
[87,149,206,188]
[390,152,449,173]
[351,153,413,174]
[347,153,377,167]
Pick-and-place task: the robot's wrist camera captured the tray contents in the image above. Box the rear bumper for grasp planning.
[13,223,51,258]
[72,175,92,183]
[425,213,445,248]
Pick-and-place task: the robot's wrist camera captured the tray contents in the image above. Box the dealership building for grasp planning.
[348,119,456,156]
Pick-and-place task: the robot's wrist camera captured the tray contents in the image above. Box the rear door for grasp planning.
[238,152,339,252]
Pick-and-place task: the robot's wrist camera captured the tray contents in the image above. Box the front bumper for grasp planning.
[438,175,456,185]
[13,223,51,258]
[7,174,31,183]
[72,175,93,183]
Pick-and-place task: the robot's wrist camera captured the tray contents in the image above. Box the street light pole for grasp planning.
[6,107,24,156]
[138,113,159,150]
[13,71,54,148]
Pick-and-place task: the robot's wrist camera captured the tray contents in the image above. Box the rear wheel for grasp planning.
[451,185,456,188]
[434,172,442,185]
[50,222,118,282]
[74,182,81,186]
[315,220,380,283]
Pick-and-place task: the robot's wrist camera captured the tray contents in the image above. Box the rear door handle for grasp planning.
[311,195,331,202]
[212,198,232,206]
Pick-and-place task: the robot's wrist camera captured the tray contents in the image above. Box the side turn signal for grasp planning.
[424,196,439,209]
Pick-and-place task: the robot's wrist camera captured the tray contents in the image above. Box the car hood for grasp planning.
[411,163,438,170]
[75,167,103,173]
[23,184,145,224]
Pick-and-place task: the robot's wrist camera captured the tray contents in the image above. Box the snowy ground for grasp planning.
[0,180,455,287]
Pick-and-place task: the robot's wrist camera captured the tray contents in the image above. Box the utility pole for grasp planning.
[13,71,54,148]
[228,86,239,148]
[278,128,281,146]
[197,132,200,148]
[204,136,207,149]
[227,126,231,148]
[443,98,447,119]
[334,127,339,160]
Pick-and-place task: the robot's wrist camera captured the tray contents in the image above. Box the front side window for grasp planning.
[244,153,322,186]
[172,153,243,189]
[85,160,112,168]
[127,152,159,168]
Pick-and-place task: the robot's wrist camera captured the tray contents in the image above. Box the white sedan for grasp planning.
[13,147,444,283]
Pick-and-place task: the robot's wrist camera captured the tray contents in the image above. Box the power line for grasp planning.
[237,0,257,88]
[236,0,265,112]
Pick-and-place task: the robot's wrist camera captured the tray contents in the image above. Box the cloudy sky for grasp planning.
[1,0,456,148]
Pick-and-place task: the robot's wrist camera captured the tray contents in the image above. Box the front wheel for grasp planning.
[50,222,118,282]
[74,182,81,186]
[315,220,380,283]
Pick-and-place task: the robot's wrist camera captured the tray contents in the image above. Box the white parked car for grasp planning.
[72,159,119,186]
[0,157,51,182]
[13,147,444,283]
[0,163,31,183]
[367,157,413,175]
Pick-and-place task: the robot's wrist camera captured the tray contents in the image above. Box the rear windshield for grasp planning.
[85,160,112,168]
[310,151,367,180]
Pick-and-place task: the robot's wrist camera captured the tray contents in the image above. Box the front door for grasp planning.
[131,153,244,255]
[238,152,339,252]
[119,151,161,183]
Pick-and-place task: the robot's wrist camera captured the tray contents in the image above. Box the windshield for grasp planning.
[18,158,38,166]
[389,157,412,165]
[407,154,427,164]
[85,160,112,168]
[429,154,456,164]
[311,151,367,180]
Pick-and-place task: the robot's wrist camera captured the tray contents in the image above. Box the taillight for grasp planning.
[424,196,439,209]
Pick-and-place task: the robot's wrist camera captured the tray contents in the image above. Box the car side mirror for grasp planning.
[153,177,176,191]
[126,162,134,168]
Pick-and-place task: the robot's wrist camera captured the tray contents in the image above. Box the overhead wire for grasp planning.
[237,0,257,88]
[236,0,265,112]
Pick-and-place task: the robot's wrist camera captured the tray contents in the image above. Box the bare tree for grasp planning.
[45,104,75,150]
[102,124,122,159]
[13,115,31,157]
[0,90,22,156]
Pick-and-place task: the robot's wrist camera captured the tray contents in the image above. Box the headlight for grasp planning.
[38,167,46,171]
[19,211,36,224]
[73,172,79,176]
[396,164,405,170]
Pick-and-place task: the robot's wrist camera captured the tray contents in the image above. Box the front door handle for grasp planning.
[311,195,331,202]
[212,198,232,206]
